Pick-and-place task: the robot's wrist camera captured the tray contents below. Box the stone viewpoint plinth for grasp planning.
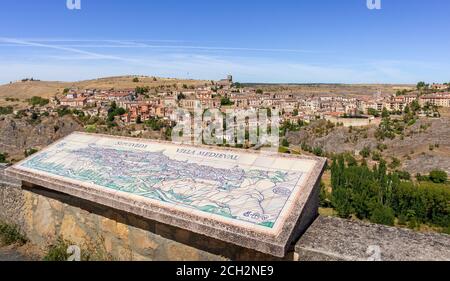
[5,132,326,259]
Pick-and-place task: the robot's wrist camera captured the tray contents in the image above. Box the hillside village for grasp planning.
[9,76,450,130]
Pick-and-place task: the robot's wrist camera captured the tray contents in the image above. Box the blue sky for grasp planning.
[0,0,449,84]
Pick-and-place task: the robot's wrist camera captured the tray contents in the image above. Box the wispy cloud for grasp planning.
[0,38,320,54]
[0,37,131,61]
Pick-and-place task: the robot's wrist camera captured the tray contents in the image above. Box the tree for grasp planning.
[281,138,290,147]
[256,89,263,94]
[135,86,150,95]
[233,82,242,89]
[332,187,353,219]
[403,105,411,115]
[381,108,390,118]
[416,81,427,90]
[370,205,395,226]
[220,97,234,106]
[429,170,448,184]
[368,108,380,117]
[145,117,164,131]
[29,96,49,107]
[410,100,421,113]
[57,107,72,117]
[107,102,126,122]
[330,155,355,218]
[329,153,450,229]
[132,77,140,83]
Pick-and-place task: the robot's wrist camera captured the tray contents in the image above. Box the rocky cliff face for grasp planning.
[0,115,83,161]
[287,117,450,174]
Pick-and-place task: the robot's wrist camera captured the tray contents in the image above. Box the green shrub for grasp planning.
[85,125,97,133]
[0,153,8,163]
[220,97,234,106]
[0,222,28,246]
[392,181,450,227]
[28,96,49,107]
[43,238,71,261]
[24,148,38,157]
[396,170,411,180]
[372,151,382,161]
[370,205,395,226]
[313,147,324,157]
[0,106,13,115]
[360,147,371,158]
[429,170,448,184]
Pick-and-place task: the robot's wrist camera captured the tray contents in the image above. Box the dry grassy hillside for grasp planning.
[74,76,211,90]
[245,83,415,97]
[1,76,416,102]
[0,76,212,105]
[0,81,70,103]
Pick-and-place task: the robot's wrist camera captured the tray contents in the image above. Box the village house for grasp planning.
[60,97,87,108]
[107,91,135,102]
[231,97,249,109]
[271,93,294,99]
[430,83,448,91]
[200,97,222,109]
[419,93,450,107]
[387,96,407,112]
[179,98,200,112]
[196,90,214,100]
[82,107,100,117]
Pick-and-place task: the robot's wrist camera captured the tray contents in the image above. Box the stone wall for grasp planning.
[324,116,381,128]
[295,216,450,261]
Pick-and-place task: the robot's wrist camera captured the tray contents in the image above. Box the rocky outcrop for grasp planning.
[0,115,82,160]
[287,117,450,174]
